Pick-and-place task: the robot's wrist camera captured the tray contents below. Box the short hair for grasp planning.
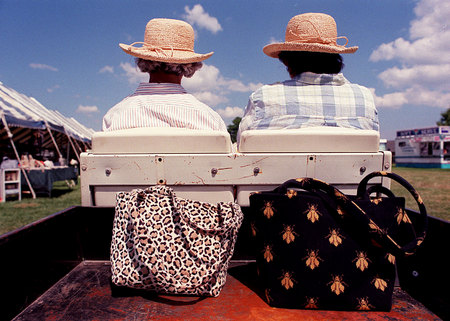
[278,51,344,77]
[135,58,202,78]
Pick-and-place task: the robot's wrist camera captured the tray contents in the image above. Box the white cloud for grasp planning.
[47,85,60,93]
[377,64,450,90]
[99,65,114,74]
[410,0,450,39]
[216,106,244,119]
[183,64,221,92]
[183,4,222,34]
[370,35,450,65]
[120,62,147,84]
[76,105,99,114]
[29,63,58,72]
[369,0,450,109]
[268,36,282,44]
[183,63,262,106]
[370,0,450,65]
[370,88,408,109]
[191,91,228,106]
[219,79,263,93]
[371,86,450,109]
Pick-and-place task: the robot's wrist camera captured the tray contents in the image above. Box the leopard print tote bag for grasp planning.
[110,185,243,297]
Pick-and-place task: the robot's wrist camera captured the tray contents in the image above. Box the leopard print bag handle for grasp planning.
[173,197,243,233]
[145,184,242,233]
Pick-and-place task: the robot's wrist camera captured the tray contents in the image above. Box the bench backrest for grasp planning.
[239,127,380,153]
[92,127,232,154]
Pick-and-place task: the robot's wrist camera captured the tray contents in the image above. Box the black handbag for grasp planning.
[249,171,427,311]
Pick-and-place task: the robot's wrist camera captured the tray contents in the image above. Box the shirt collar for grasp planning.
[293,72,348,86]
[133,82,187,95]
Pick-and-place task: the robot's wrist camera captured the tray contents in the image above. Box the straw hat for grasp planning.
[263,13,358,58]
[119,18,213,63]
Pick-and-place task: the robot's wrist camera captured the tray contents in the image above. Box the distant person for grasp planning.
[237,13,379,144]
[102,18,227,132]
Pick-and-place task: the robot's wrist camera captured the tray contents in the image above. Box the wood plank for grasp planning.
[14,261,440,321]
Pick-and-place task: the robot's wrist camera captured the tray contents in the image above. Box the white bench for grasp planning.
[91,127,232,154]
[80,127,391,207]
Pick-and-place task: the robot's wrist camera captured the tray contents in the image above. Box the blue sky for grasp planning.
[1,0,449,139]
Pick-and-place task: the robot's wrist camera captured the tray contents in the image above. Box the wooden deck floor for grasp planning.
[13,261,441,321]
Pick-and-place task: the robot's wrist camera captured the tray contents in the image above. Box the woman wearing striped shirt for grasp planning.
[102,18,227,132]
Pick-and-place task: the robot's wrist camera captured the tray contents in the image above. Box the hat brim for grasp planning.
[119,43,213,63]
[263,42,358,58]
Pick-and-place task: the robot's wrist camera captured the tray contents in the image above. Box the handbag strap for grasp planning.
[140,185,242,233]
[366,184,396,198]
[275,176,427,256]
[356,171,428,254]
[173,197,242,233]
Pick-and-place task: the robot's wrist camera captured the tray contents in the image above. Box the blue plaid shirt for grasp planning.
[237,72,379,143]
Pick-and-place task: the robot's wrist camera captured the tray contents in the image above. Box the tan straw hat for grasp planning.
[263,13,358,58]
[119,18,213,63]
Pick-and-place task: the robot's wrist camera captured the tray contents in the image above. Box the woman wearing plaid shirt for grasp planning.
[237,13,379,145]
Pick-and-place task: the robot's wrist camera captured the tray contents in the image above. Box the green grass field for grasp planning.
[389,166,450,222]
[0,167,449,235]
[0,180,81,235]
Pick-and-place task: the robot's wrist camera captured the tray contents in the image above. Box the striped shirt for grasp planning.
[102,83,227,132]
[237,72,379,143]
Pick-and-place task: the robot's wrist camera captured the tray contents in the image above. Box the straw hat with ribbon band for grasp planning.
[263,13,358,58]
[119,18,213,63]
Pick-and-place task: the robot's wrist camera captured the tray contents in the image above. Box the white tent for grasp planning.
[0,81,94,198]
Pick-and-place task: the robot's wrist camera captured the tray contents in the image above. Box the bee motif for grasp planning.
[295,178,307,185]
[415,192,424,205]
[336,206,345,216]
[326,228,344,247]
[280,271,296,290]
[304,203,321,223]
[370,197,382,205]
[396,207,412,224]
[262,201,275,219]
[286,189,297,199]
[281,225,298,244]
[417,237,425,247]
[334,190,347,201]
[305,297,319,309]
[372,277,388,291]
[353,251,371,271]
[328,275,347,295]
[386,253,396,265]
[304,249,322,270]
[263,244,274,263]
[250,222,257,237]
[265,289,273,303]
[357,297,373,311]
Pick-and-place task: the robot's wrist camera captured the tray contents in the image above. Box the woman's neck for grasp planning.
[149,71,182,84]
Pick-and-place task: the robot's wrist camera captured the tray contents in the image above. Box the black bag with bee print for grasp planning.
[249,171,427,311]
